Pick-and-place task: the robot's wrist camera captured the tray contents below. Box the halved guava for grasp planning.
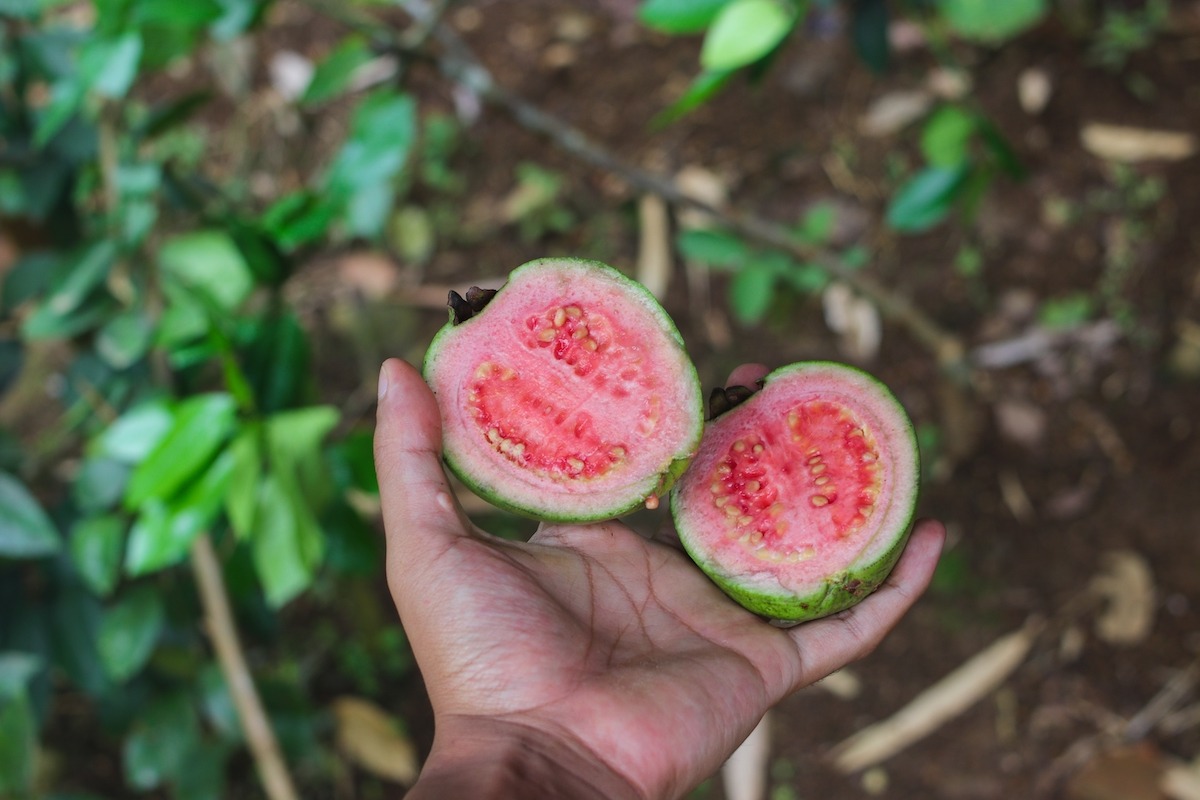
[671,362,920,622]
[423,258,704,522]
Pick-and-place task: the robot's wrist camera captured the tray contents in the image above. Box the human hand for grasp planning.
[374,358,944,799]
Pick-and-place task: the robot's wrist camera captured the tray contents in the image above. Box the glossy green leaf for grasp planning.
[156,278,211,349]
[98,586,164,682]
[224,429,261,540]
[252,474,321,607]
[174,739,229,800]
[85,32,143,99]
[70,515,126,596]
[159,231,254,312]
[122,693,199,790]
[638,0,732,33]
[885,164,970,233]
[676,228,748,269]
[124,450,235,575]
[729,262,776,324]
[302,36,374,106]
[326,90,416,195]
[939,0,1046,43]
[700,0,796,71]
[921,105,977,168]
[0,471,61,558]
[132,0,223,28]
[124,393,238,509]
[94,400,173,463]
[21,292,118,340]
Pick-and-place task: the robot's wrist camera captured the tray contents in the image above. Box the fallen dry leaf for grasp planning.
[332,696,419,785]
[831,619,1040,773]
[858,90,933,137]
[337,251,401,300]
[1090,550,1156,647]
[675,165,729,231]
[1163,757,1200,800]
[1018,67,1053,115]
[822,282,881,362]
[1081,124,1197,163]
[994,400,1048,449]
[637,194,672,300]
[1066,743,1171,800]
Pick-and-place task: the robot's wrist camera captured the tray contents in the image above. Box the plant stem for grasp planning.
[190,534,299,800]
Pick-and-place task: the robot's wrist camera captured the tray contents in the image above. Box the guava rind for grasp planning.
[671,361,920,623]
[423,257,704,522]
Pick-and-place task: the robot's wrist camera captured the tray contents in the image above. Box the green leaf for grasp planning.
[49,585,108,696]
[1039,293,1093,329]
[124,450,235,576]
[0,472,60,558]
[197,665,241,741]
[72,456,131,513]
[124,393,238,509]
[97,308,154,369]
[885,164,970,233]
[132,0,223,28]
[122,693,199,790]
[302,36,374,106]
[252,474,319,607]
[920,105,978,168]
[797,202,836,244]
[851,0,890,73]
[98,586,164,682]
[85,31,144,99]
[70,515,126,596]
[729,262,777,324]
[156,277,211,349]
[638,0,732,33]
[0,653,40,698]
[656,69,735,126]
[700,0,796,71]
[784,262,828,293]
[158,231,254,312]
[326,90,417,196]
[33,79,84,147]
[939,0,1046,43]
[224,429,261,540]
[95,400,174,463]
[36,240,118,320]
[241,310,313,413]
[676,228,748,269]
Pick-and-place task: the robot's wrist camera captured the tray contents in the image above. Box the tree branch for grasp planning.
[190,534,299,800]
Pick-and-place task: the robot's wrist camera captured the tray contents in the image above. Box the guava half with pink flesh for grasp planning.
[423,258,704,522]
[671,362,920,622]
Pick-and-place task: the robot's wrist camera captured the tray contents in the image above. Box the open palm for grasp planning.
[375,358,944,799]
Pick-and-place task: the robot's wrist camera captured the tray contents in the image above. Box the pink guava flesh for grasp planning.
[425,259,703,521]
[672,362,919,622]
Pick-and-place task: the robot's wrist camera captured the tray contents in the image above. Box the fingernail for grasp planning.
[378,361,391,401]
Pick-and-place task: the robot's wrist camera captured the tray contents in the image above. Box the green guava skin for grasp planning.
[423,257,704,523]
[671,362,920,624]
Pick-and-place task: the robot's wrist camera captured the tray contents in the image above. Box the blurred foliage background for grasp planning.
[2,0,1198,798]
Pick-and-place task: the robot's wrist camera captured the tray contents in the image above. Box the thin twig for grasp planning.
[190,535,299,800]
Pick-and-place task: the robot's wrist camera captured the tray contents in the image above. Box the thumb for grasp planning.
[373,358,468,561]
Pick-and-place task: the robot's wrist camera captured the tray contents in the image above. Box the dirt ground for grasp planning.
[112,0,1200,797]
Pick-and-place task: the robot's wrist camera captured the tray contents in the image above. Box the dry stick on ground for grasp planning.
[191,535,300,800]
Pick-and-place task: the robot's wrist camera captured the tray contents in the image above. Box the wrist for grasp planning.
[407,714,643,800]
